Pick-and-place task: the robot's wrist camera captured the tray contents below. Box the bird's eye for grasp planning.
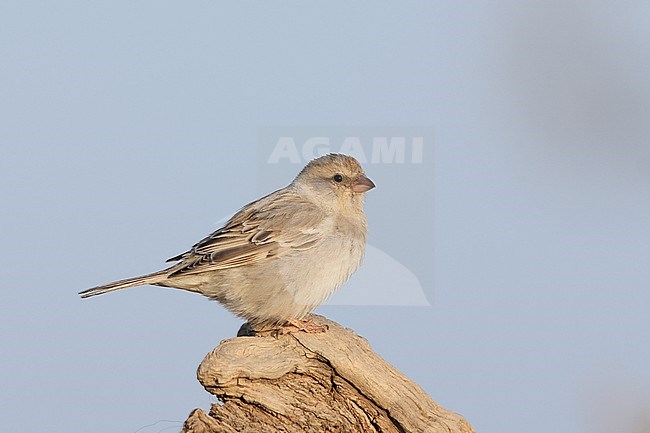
[333,174,343,183]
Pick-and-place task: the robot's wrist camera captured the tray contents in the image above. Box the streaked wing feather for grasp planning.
[168,190,324,276]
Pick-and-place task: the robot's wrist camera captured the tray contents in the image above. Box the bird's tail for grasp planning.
[79,270,170,299]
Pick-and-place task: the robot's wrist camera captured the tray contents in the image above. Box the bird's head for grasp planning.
[292,153,375,208]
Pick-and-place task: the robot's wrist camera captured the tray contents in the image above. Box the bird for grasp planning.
[79,153,375,333]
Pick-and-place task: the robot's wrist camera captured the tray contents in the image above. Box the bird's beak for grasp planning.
[352,175,376,193]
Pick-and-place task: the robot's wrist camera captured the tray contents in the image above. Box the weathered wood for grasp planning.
[181,315,475,433]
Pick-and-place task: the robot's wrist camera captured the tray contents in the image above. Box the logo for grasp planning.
[257,127,434,307]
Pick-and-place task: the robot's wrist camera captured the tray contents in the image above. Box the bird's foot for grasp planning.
[281,317,329,334]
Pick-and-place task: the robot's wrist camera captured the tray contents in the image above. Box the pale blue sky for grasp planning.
[2,2,650,433]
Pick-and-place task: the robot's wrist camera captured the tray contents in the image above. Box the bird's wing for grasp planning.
[166,189,325,276]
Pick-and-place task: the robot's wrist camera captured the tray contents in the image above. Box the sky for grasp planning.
[2,2,650,433]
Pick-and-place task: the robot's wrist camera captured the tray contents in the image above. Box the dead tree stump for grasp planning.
[181,315,475,433]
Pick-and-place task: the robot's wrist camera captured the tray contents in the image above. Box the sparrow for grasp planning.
[79,153,375,332]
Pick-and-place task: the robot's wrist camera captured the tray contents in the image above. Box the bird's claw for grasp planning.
[280,317,329,334]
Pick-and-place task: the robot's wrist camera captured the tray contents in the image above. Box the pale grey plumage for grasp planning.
[79,154,374,329]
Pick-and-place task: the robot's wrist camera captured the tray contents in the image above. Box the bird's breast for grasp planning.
[280,213,366,309]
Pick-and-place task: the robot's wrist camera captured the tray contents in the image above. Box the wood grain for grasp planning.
[181,315,475,433]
